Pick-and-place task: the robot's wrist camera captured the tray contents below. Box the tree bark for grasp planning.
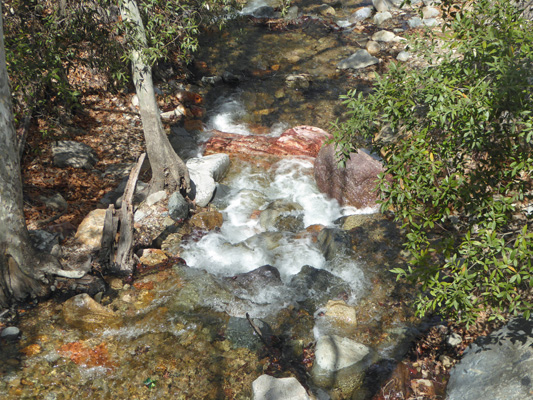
[119,0,190,195]
[0,5,70,308]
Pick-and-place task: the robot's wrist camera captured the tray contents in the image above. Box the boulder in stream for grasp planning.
[62,293,121,331]
[314,144,384,209]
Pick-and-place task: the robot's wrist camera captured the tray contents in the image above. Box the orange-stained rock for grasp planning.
[190,210,224,230]
[204,125,331,161]
[139,248,169,267]
[58,341,114,368]
[184,119,205,132]
[133,281,155,290]
[20,344,41,356]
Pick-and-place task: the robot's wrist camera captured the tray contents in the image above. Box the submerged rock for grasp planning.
[259,199,304,232]
[62,293,121,331]
[252,375,311,400]
[337,49,379,70]
[190,210,224,230]
[226,316,272,351]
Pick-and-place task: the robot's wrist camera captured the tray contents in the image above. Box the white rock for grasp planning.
[372,30,400,42]
[131,94,139,107]
[146,190,168,206]
[350,6,373,23]
[189,170,216,207]
[337,49,380,70]
[186,153,230,182]
[252,375,311,400]
[374,11,392,25]
[372,0,394,12]
[423,18,439,27]
[314,335,370,371]
[422,6,440,19]
[397,51,411,61]
[408,16,423,28]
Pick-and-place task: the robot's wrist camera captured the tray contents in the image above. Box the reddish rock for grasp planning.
[204,125,331,161]
[314,144,384,209]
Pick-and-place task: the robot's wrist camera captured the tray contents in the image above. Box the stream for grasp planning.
[0,0,431,399]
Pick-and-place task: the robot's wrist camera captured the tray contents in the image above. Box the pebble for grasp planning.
[0,326,20,340]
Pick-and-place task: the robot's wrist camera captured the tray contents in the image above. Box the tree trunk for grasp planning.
[0,5,68,308]
[119,0,190,195]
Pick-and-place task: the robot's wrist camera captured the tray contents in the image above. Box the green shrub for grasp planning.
[333,0,533,326]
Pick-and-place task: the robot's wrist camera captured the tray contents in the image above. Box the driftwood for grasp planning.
[98,153,145,274]
[115,152,146,274]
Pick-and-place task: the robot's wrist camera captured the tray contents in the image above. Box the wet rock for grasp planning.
[186,153,230,183]
[317,228,354,260]
[289,265,352,309]
[146,190,167,206]
[350,7,373,23]
[204,126,331,160]
[226,316,272,351]
[321,300,357,326]
[374,11,392,25]
[339,214,378,231]
[250,6,279,18]
[187,153,230,207]
[317,4,336,16]
[0,326,20,340]
[225,265,283,291]
[139,249,169,266]
[311,335,375,396]
[285,74,311,90]
[284,5,299,20]
[52,140,98,169]
[372,30,400,42]
[447,317,533,400]
[168,191,189,220]
[260,200,304,232]
[314,144,385,209]
[211,184,232,208]
[337,49,379,70]
[252,375,311,400]
[74,209,107,249]
[190,210,224,230]
[62,293,121,331]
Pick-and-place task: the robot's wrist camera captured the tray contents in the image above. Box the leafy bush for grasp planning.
[333,0,533,326]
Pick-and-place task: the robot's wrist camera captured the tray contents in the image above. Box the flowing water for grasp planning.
[0,1,423,398]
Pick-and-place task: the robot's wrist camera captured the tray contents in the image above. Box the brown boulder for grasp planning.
[314,144,384,209]
[204,125,331,161]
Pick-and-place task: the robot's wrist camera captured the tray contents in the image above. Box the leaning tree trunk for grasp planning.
[119,0,190,195]
[0,5,71,308]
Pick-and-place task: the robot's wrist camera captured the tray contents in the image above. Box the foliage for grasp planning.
[332,0,533,326]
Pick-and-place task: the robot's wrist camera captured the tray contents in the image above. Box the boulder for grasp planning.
[226,316,272,351]
[313,144,384,209]
[52,140,98,169]
[74,209,107,249]
[311,335,375,396]
[374,11,392,25]
[204,126,331,161]
[190,210,224,230]
[62,293,121,331]
[186,153,230,207]
[446,317,533,400]
[252,375,311,400]
[337,49,379,70]
[350,7,374,23]
[259,200,304,232]
[168,191,189,220]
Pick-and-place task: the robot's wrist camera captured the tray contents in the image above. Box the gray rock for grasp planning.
[317,228,354,260]
[311,335,375,395]
[52,140,98,169]
[252,375,311,400]
[372,0,394,12]
[226,316,272,351]
[423,18,439,27]
[446,332,462,347]
[39,193,68,211]
[210,184,232,208]
[169,126,199,161]
[29,230,61,256]
[146,190,167,206]
[187,153,231,207]
[446,317,533,400]
[422,6,440,19]
[372,30,400,42]
[374,11,392,25]
[0,327,20,340]
[397,51,411,61]
[408,16,423,28]
[259,200,304,232]
[284,6,299,20]
[168,191,189,220]
[350,7,373,23]
[337,49,379,70]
